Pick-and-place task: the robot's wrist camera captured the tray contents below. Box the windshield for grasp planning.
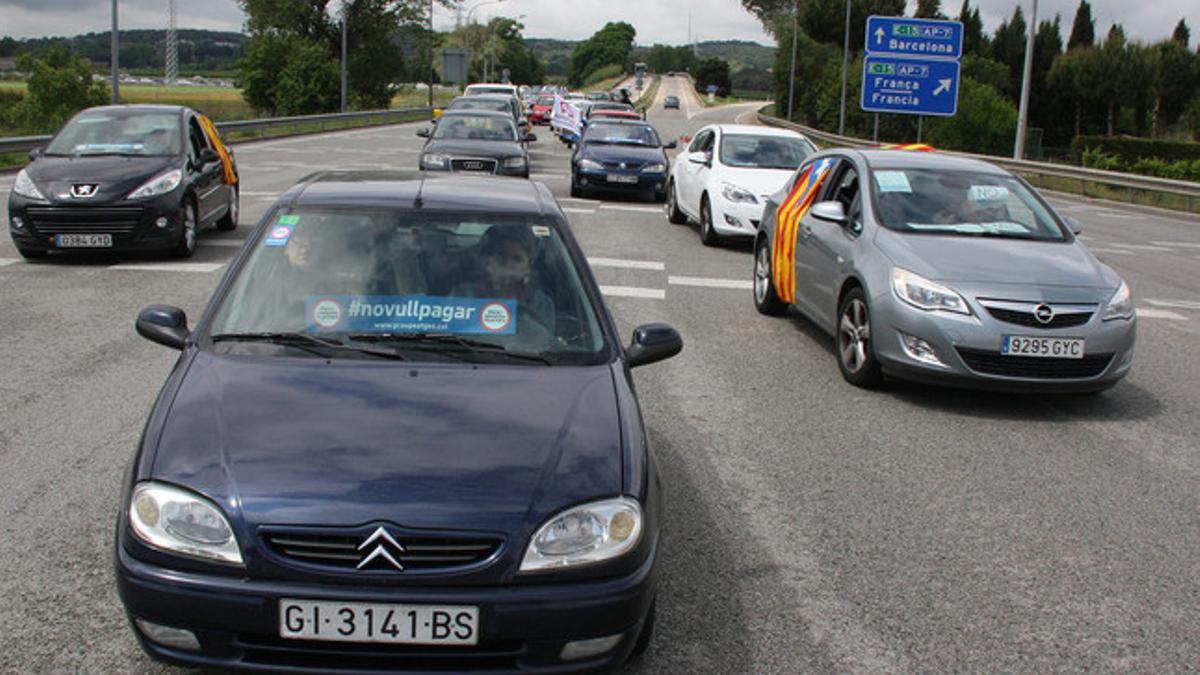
[207,208,607,364]
[719,134,813,170]
[432,115,517,141]
[447,99,510,114]
[536,96,555,106]
[582,124,660,147]
[46,111,182,156]
[871,169,1069,241]
[466,86,513,96]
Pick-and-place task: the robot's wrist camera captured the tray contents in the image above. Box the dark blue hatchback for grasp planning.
[116,171,682,673]
[570,120,676,202]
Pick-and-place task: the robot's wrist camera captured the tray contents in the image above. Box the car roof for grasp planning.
[711,124,804,139]
[850,148,1010,175]
[587,118,653,128]
[282,171,560,216]
[450,94,513,103]
[79,104,189,115]
[439,109,514,120]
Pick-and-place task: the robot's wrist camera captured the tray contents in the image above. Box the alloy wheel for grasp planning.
[839,298,871,373]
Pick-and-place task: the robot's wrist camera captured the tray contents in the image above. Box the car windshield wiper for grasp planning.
[210,332,406,360]
[349,333,552,365]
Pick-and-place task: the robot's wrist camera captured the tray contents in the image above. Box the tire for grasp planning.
[652,188,666,203]
[16,247,46,260]
[627,600,656,661]
[665,180,687,223]
[699,194,719,246]
[570,179,583,198]
[753,238,787,316]
[215,185,238,231]
[837,287,883,388]
[171,198,198,259]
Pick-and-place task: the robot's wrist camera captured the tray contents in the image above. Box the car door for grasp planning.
[678,128,713,218]
[185,115,225,224]
[795,157,862,329]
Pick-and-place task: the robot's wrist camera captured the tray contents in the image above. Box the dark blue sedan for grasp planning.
[570,120,676,201]
[115,171,682,672]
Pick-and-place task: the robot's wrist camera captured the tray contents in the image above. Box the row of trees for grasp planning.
[567,22,636,87]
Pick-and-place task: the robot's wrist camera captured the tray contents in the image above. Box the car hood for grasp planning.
[151,352,622,534]
[716,166,796,201]
[25,154,179,203]
[422,139,524,160]
[875,229,1118,290]
[578,143,667,166]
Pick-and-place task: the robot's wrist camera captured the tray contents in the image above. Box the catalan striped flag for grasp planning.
[880,143,935,152]
[771,157,835,304]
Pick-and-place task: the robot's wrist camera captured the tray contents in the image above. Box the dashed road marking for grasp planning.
[1087,247,1137,255]
[1110,243,1173,252]
[600,204,663,214]
[1138,308,1188,321]
[530,173,569,179]
[200,239,246,248]
[108,262,226,273]
[669,275,753,290]
[559,197,602,205]
[1145,298,1200,310]
[599,285,665,299]
[588,257,666,271]
[0,258,20,268]
[561,207,596,214]
[1150,241,1200,248]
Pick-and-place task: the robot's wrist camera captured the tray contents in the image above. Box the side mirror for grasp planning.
[810,200,848,225]
[627,323,683,368]
[1063,214,1083,235]
[518,119,529,127]
[28,147,42,161]
[524,133,538,142]
[663,140,678,150]
[136,305,189,350]
[198,148,220,166]
[416,128,431,138]
[687,151,709,166]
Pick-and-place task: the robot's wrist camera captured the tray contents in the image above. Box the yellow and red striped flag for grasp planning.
[771,157,836,304]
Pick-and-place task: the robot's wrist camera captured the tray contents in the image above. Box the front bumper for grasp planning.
[708,194,762,237]
[871,290,1137,393]
[574,168,666,196]
[116,538,658,673]
[8,191,185,254]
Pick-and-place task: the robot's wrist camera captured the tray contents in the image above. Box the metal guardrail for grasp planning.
[757,111,1200,212]
[0,107,434,156]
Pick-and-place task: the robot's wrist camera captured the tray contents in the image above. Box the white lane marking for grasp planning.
[599,285,665,299]
[668,275,753,290]
[559,197,602,204]
[1075,234,1093,241]
[561,207,596,214]
[1150,241,1200,248]
[600,204,663,214]
[530,173,568,179]
[1145,298,1200,310]
[200,239,246,248]
[238,190,280,196]
[1087,247,1137,255]
[1137,308,1187,321]
[1110,243,1173,252]
[108,262,225,273]
[0,258,20,268]
[588,257,665,271]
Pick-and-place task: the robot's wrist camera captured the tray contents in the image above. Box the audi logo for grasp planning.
[461,161,485,171]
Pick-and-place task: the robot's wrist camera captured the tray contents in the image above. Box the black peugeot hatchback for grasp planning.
[7,104,239,259]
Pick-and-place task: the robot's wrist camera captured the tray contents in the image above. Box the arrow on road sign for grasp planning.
[874,27,885,45]
[933,79,951,96]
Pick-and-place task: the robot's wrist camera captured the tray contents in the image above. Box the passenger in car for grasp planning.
[452,226,555,347]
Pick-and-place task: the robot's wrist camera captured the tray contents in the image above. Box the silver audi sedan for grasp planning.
[752,149,1135,393]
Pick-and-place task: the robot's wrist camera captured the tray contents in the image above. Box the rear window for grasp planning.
[47,110,182,156]
[433,115,517,141]
[719,134,813,170]
[582,124,660,147]
[537,96,555,106]
[207,209,608,365]
[448,99,509,114]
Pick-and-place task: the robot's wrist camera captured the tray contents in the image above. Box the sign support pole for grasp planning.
[787,6,798,121]
[917,115,922,143]
[1014,0,1038,159]
[838,0,850,135]
[873,113,879,142]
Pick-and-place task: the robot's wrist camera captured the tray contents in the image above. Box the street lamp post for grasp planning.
[466,0,505,82]
[111,0,119,104]
[1014,0,1038,159]
[340,11,348,112]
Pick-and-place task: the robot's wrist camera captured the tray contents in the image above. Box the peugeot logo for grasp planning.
[1034,304,1055,324]
[70,183,98,198]
[619,162,627,170]
[461,161,484,171]
[356,526,406,571]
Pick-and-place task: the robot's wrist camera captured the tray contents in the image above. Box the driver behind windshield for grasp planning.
[453,226,555,350]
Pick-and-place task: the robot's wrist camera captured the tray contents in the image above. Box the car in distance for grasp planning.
[116,171,683,672]
[8,104,239,259]
[439,94,529,132]
[753,149,1136,392]
[464,83,519,98]
[667,124,816,245]
[663,96,680,109]
[529,94,556,125]
[418,110,535,178]
[571,120,676,201]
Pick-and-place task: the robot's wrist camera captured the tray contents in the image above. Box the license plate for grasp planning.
[55,234,112,248]
[1001,336,1085,359]
[279,599,479,645]
[606,173,639,184]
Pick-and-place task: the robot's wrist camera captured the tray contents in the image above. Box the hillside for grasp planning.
[525,37,774,77]
[0,29,247,72]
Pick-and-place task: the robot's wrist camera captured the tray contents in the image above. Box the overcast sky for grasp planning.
[0,0,1196,50]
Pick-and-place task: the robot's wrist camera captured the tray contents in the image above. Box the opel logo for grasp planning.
[70,183,98,198]
[1034,304,1055,324]
[356,526,406,571]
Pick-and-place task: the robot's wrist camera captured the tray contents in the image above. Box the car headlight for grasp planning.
[13,169,46,200]
[127,169,183,200]
[642,162,667,174]
[1102,280,1134,321]
[519,496,642,573]
[891,267,971,315]
[421,153,449,169]
[721,182,757,204]
[128,481,243,565]
[502,156,527,169]
[577,158,603,171]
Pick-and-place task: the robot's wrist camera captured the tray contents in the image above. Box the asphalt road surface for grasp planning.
[2,75,1199,672]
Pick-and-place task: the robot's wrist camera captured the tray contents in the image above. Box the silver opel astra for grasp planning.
[753,148,1135,393]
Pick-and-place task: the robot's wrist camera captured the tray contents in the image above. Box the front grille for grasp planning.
[601,160,644,170]
[449,158,497,173]
[956,347,1113,379]
[25,206,144,235]
[265,531,501,572]
[986,306,1093,329]
[236,634,523,671]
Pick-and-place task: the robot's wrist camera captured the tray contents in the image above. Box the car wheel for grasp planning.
[570,174,583,198]
[699,195,719,246]
[627,599,656,661]
[171,198,198,259]
[666,180,687,223]
[215,185,238,231]
[753,238,787,316]
[837,287,883,388]
[16,247,46,260]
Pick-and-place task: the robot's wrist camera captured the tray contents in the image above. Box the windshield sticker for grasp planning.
[531,225,551,237]
[72,142,144,153]
[968,185,1009,202]
[305,295,517,335]
[874,171,912,193]
[264,215,299,247]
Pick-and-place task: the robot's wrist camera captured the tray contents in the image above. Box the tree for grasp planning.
[914,0,945,20]
[1172,20,1190,48]
[1067,0,1094,51]
[1147,40,1198,136]
[1028,16,1064,146]
[958,1,987,55]
[567,21,636,88]
[771,21,838,123]
[990,5,1027,98]
[799,0,905,52]
[693,58,732,97]
[13,48,109,133]
[925,78,1017,155]
[236,33,338,115]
